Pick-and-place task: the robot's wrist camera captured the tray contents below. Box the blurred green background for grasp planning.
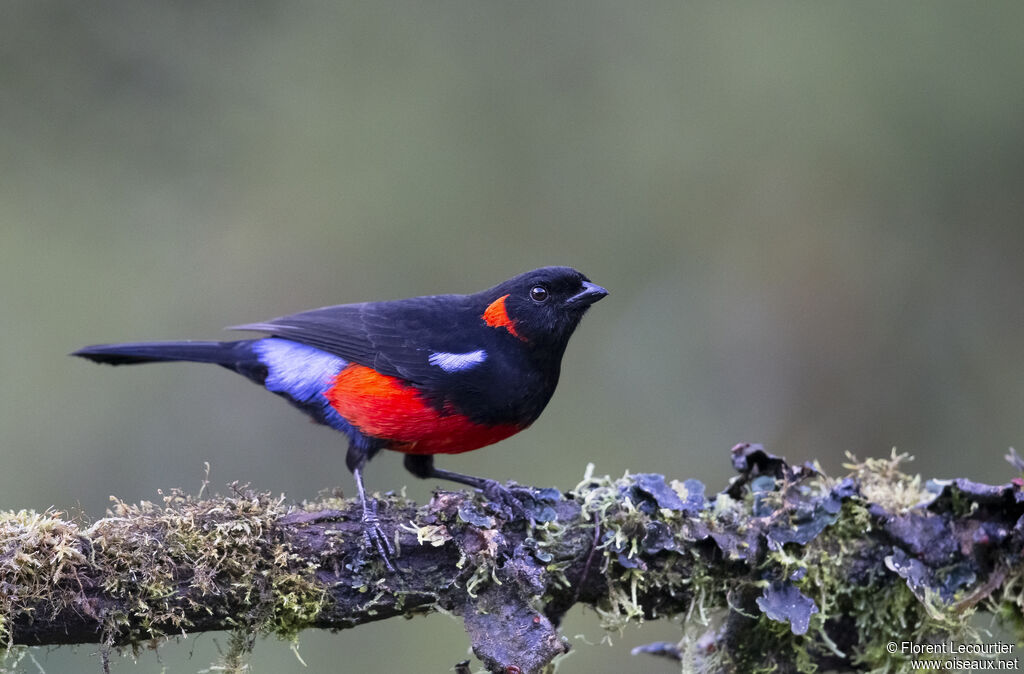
[3,2,1024,672]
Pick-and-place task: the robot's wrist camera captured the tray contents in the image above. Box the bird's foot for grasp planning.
[479,479,535,525]
[360,498,396,572]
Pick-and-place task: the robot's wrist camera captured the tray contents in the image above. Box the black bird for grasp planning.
[74,266,608,567]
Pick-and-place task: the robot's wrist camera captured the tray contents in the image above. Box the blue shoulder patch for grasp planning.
[253,338,347,403]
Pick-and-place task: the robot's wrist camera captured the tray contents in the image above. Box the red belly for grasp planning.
[325,364,523,454]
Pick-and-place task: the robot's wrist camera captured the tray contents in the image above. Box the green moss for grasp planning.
[0,509,86,647]
[0,485,331,669]
[761,495,975,673]
[5,456,1019,673]
[89,487,330,646]
[267,570,328,641]
[988,567,1024,643]
[571,456,1009,673]
[571,467,713,633]
[843,450,929,513]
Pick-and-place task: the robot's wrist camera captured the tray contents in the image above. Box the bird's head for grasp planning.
[479,266,608,352]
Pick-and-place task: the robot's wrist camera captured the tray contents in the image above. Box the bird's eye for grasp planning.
[530,285,549,302]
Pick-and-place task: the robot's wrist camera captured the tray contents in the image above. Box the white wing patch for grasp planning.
[428,349,488,373]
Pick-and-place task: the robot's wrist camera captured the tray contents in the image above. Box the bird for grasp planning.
[72,266,608,568]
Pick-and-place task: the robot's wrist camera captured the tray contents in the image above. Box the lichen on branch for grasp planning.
[1,445,1023,674]
[0,485,328,652]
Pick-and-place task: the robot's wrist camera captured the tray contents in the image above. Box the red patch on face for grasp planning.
[482,294,525,340]
[325,364,522,454]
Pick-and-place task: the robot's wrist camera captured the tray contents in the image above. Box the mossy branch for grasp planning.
[2,445,1024,674]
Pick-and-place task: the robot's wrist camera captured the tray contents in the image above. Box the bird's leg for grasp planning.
[403,454,531,522]
[347,447,395,571]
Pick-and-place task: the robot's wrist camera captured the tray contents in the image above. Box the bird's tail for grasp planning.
[72,340,251,367]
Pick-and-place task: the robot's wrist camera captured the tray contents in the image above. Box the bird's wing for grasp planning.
[229,295,479,385]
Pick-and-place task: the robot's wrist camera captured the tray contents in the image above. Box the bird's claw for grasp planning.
[360,498,396,571]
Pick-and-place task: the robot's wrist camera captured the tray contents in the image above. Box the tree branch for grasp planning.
[2,445,1023,673]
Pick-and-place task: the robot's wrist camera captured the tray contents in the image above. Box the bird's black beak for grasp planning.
[565,281,609,307]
